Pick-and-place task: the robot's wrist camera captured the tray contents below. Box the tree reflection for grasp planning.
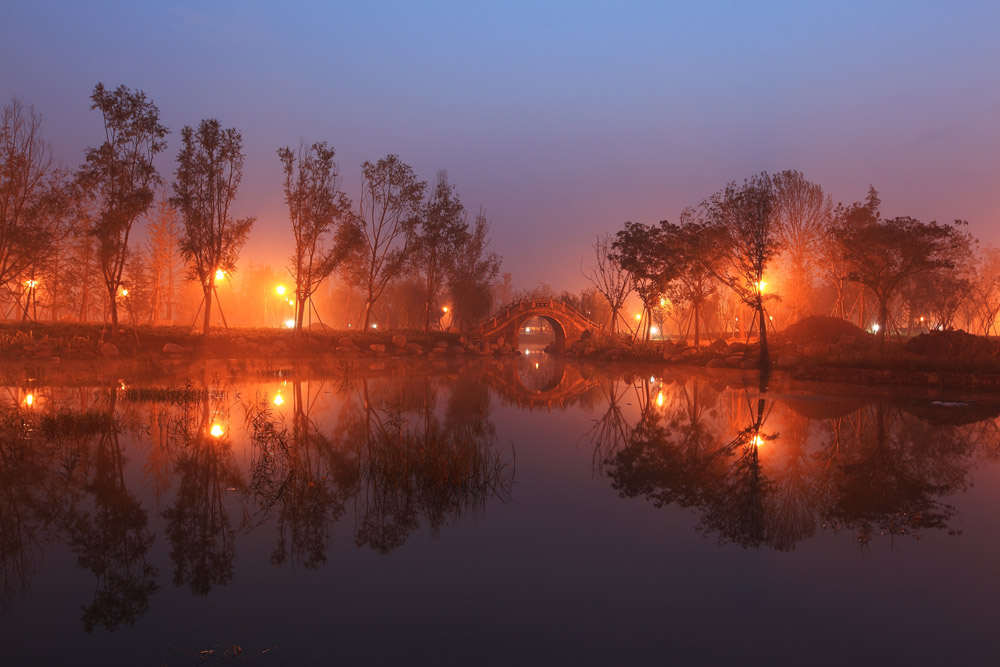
[61,390,158,632]
[162,391,242,595]
[599,371,982,552]
[243,370,514,556]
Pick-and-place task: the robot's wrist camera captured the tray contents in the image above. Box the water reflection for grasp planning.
[1,358,998,634]
[595,372,996,551]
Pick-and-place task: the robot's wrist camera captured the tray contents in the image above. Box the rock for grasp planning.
[496,336,505,347]
[670,354,685,363]
[338,336,353,347]
[836,335,857,347]
[725,355,744,367]
[392,334,407,348]
[706,358,726,368]
[370,344,386,353]
[802,343,830,357]
[100,342,120,358]
[739,359,759,370]
[405,342,422,351]
[162,343,187,354]
[728,342,748,353]
[709,338,729,353]
[776,355,800,368]
[335,346,353,353]
[681,347,698,357]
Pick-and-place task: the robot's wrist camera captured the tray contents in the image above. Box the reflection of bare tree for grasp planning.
[162,394,243,595]
[244,380,358,569]
[0,406,55,612]
[62,390,158,632]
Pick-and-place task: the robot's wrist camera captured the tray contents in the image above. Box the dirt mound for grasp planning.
[904,330,1000,359]
[777,316,866,346]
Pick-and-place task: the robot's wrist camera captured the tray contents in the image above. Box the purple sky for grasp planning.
[4,1,999,292]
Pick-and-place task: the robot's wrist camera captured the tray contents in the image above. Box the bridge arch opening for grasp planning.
[514,314,567,353]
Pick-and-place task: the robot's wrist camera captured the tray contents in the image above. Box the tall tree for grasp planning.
[703,173,778,369]
[833,215,972,350]
[770,170,831,320]
[613,221,678,341]
[667,209,723,346]
[1,97,73,307]
[448,210,501,331]
[171,119,254,335]
[411,171,466,330]
[583,233,632,335]
[278,141,358,333]
[145,193,182,325]
[346,154,425,329]
[78,84,168,334]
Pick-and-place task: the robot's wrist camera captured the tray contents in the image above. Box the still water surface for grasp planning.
[2,353,999,665]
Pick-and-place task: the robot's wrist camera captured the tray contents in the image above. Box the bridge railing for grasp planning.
[476,297,598,333]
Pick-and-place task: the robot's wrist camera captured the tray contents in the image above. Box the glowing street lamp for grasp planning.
[210,423,224,438]
[751,434,764,448]
[276,285,287,296]
[215,269,225,281]
[284,319,295,329]
[442,306,449,313]
[871,323,880,334]
[755,281,767,293]
[273,394,284,406]
[25,279,38,289]
[24,393,34,407]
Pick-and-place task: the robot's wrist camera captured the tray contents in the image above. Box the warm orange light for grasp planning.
[273,394,284,406]
[210,424,224,438]
[751,434,764,448]
[25,279,38,289]
[121,288,129,297]
[659,298,666,307]
[442,306,449,313]
[215,269,225,281]
[24,393,34,407]
[656,391,664,407]
[276,285,286,296]
[284,319,295,329]
[535,362,539,369]
[635,313,641,321]
[755,281,767,292]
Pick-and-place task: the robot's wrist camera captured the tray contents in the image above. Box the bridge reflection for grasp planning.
[481,354,603,411]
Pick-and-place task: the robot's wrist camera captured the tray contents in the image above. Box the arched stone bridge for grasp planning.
[472,298,599,352]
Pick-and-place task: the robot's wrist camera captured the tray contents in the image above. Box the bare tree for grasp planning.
[583,233,632,335]
[345,155,425,329]
[411,171,466,330]
[78,83,168,335]
[278,141,357,333]
[770,170,831,321]
[703,173,778,369]
[145,192,182,325]
[172,119,254,335]
[448,209,501,331]
[0,97,73,311]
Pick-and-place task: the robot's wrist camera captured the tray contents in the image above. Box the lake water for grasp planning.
[2,353,999,665]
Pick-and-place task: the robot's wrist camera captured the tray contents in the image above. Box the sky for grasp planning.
[3,0,999,293]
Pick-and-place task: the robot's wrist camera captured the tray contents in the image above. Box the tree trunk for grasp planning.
[878,297,889,354]
[108,284,119,335]
[203,283,213,336]
[694,304,700,347]
[757,298,771,369]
